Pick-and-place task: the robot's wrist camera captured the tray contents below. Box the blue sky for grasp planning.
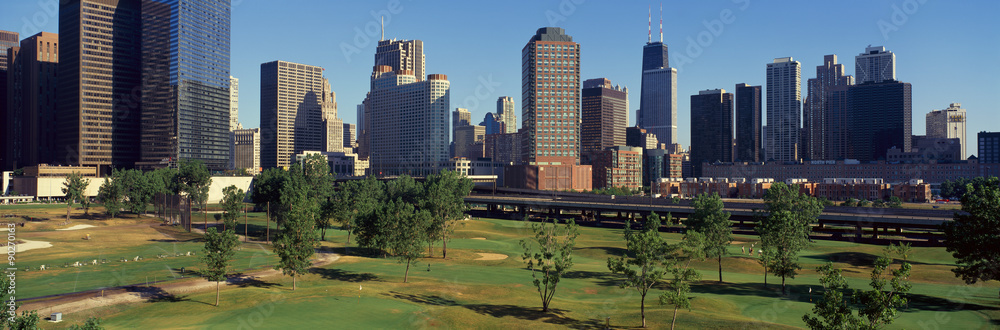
[4,0,998,154]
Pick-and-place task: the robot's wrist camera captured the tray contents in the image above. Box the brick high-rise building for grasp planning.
[690,89,734,177]
[592,146,643,190]
[734,83,761,162]
[581,78,628,164]
[57,0,142,172]
[260,60,325,168]
[5,32,59,170]
[765,57,802,162]
[804,55,853,161]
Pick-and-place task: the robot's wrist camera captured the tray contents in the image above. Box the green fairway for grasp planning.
[19,214,999,329]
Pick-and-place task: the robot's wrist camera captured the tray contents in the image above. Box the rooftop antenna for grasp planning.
[380,16,384,41]
[647,6,652,43]
[659,3,663,42]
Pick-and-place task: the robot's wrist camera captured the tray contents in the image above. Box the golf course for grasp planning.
[8,202,999,329]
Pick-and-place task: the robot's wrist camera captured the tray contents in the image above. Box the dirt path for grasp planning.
[21,251,340,315]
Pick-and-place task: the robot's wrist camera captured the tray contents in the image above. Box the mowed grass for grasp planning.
[15,210,999,329]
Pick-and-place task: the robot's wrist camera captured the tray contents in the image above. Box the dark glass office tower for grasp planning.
[734,83,761,162]
[690,89,733,177]
[638,40,677,148]
[57,0,142,172]
[847,81,912,162]
[139,0,231,171]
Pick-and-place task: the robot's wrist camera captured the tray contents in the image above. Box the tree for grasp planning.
[757,182,822,295]
[686,193,732,282]
[98,171,125,218]
[221,185,245,232]
[202,226,239,306]
[294,154,336,241]
[520,218,579,313]
[803,257,911,330]
[68,317,105,330]
[871,199,886,208]
[177,159,212,230]
[803,262,858,330]
[272,176,319,291]
[382,199,430,282]
[336,176,384,245]
[841,198,858,207]
[942,176,1000,299]
[62,172,91,223]
[887,196,903,208]
[660,231,705,330]
[121,169,153,216]
[422,170,473,258]
[858,199,872,208]
[252,168,288,240]
[607,212,671,328]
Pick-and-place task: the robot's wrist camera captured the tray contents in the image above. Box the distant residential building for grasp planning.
[847,80,912,161]
[233,128,260,175]
[260,60,326,168]
[638,38,678,147]
[690,89,734,177]
[0,30,19,171]
[592,146,643,189]
[230,76,240,131]
[581,78,628,164]
[5,32,59,170]
[455,125,486,159]
[804,55,853,161]
[855,46,895,84]
[484,132,521,164]
[497,96,517,133]
[734,83,761,162]
[644,149,683,184]
[765,57,802,162]
[926,103,967,159]
[979,131,1000,163]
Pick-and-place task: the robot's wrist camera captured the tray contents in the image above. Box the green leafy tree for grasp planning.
[841,198,858,207]
[686,193,733,282]
[757,182,822,295]
[121,169,153,216]
[422,170,473,258]
[381,199,430,282]
[337,176,384,245]
[871,199,886,208]
[884,242,911,262]
[68,317,104,330]
[62,172,91,223]
[607,212,671,328]
[202,226,239,306]
[803,263,858,330]
[942,176,1000,299]
[220,185,245,232]
[803,257,911,330]
[272,176,319,290]
[293,154,336,240]
[887,196,903,208]
[858,199,872,207]
[10,310,39,329]
[97,171,125,218]
[660,230,705,330]
[520,218,579,313]
[177,159,212,229]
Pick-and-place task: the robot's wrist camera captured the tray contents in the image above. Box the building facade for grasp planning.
[233,127,260,175]
[57,0,143,172]
[855,46,895,84]
[484,132,521,164]
[497,96,516,134]
[592,146,642,190]
[765,57,802,162]
[321,78,344,153]
[260,60,325,168]
[365,67,450,175]
[702,159,1000,185]
[979,132,1000,163]
[230,76,239,130]
[734,83,761,162]
[847,80,912,161]
[0,30,18,171]
[638,35,677,148]
[926,103,966,159]
[343,123,356,151]
[804,55,853,160]
[581,78,628,164]
[5,32,59,170]
[690,89,734,177]
[375,38,425,82]
[454,125,485,160]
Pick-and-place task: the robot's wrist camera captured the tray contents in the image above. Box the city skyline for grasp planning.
[2,1,998,155]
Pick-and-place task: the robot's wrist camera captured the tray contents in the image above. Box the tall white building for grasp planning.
[229,76,239,131]
[926,103,967,159]
[322,78,344,153]
[766,57,802,162]
[497,96,517,133]
[855,46,895,84]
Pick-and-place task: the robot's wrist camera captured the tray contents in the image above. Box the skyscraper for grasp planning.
[233,127,260,174]
[690,89,734,177]
[581,78,628,163]
[58,0,142,172]
[5,32,59,170]
[497,96,516,133]
[322,78,344,153]
[825,85,852,160]
[375,38,425,82]
[0,30,17,171]
[805,55,853,160]
[343,123,356,150]
[926,103,967,159]
[0,30,17,71]
[139,0,231,171]
[508,27,591,190]
[453,108,471,137]
[765,57,802,162]
[454,125,485,159]
[734,83,761,162]
[482,112,502,135]
[978,132,1000,163]
[638,27,677,148]
[855,46,895,84]
[847,80,912,161]
[230,76,239,131]
[260,60,325,169]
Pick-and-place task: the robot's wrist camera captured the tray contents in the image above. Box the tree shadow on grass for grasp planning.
[229,273,280,288]
[805,251,954,267]
[311,268,381,282]
[125,286,191,303]
[575,246,627,258]
[562,270,623,287]
[902,291,1000,313]
[385,291,458,306]
[463,304,602,329]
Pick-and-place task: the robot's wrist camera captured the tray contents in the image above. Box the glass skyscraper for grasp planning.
[139,0,231,170]
[638,40,677,148]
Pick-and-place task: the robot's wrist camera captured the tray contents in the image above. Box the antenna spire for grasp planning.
[659,3,663,42]
[380,16,384,41]
[647,6,651,43]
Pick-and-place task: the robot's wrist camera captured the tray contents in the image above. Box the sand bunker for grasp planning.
[56,224,96,231]
[17,240,53,252]
[475,253,508,261]
[470,237,486,240]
